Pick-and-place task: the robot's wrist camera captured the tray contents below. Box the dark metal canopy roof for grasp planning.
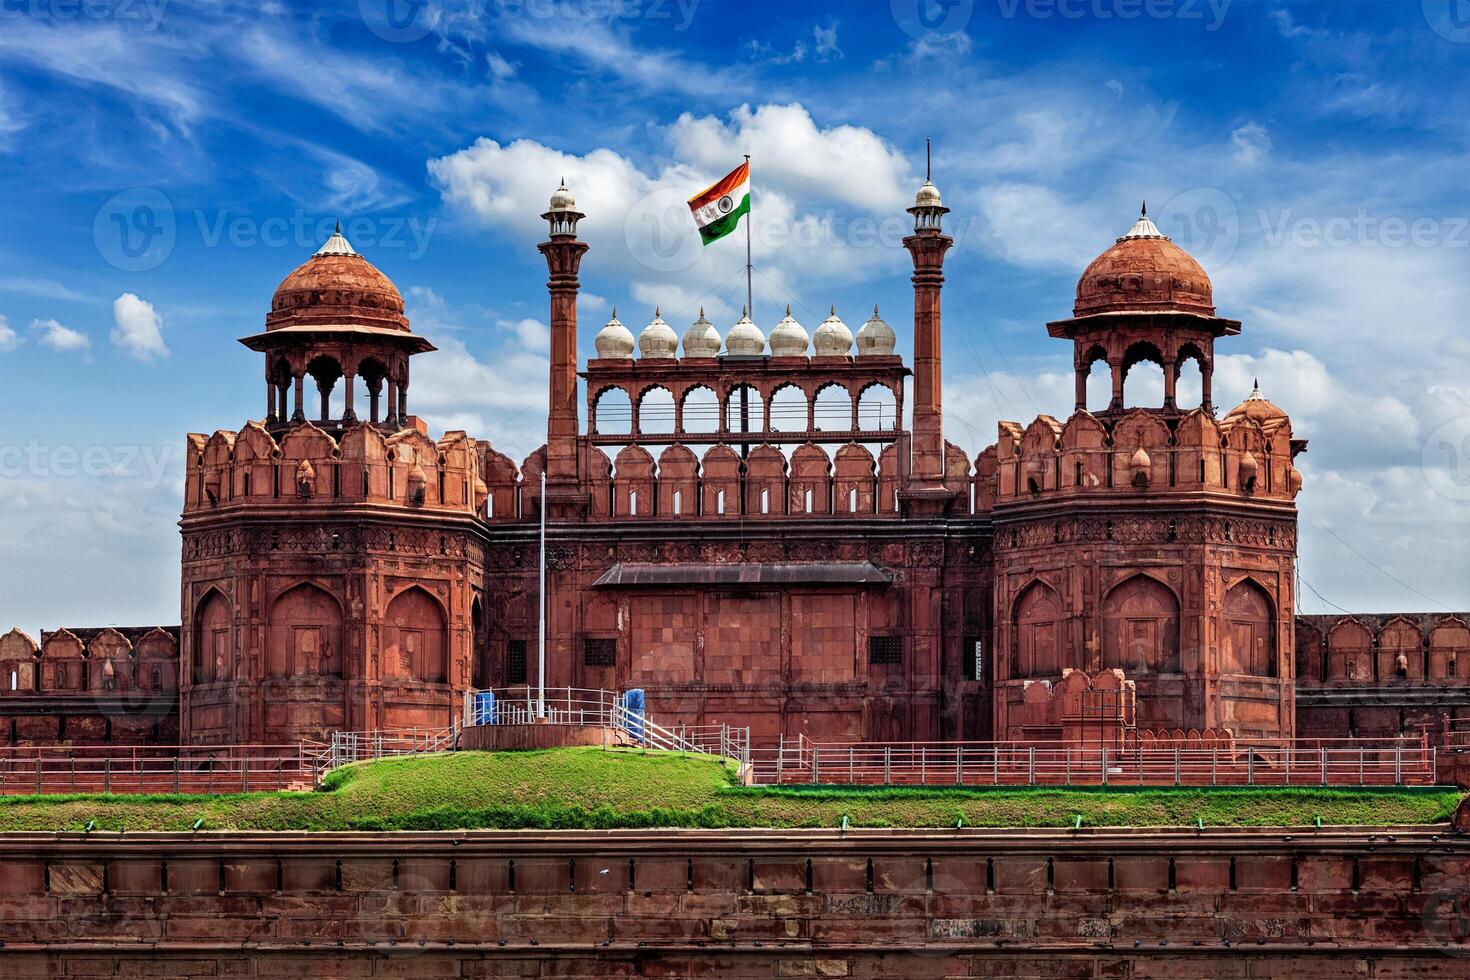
[591,562,891,588]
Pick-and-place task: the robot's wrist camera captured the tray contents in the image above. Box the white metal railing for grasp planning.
[323,722,459,778]
[460,686,750,768]
[748,734,1436,788]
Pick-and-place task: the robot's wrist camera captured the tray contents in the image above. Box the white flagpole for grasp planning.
[744,153,752,317]
[537,467,546,720]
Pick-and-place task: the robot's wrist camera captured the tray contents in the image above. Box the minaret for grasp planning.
[537,180,589,518]
[901,141,955,514]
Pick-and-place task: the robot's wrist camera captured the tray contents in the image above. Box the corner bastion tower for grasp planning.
[989,209,1305,742]
[180,227,487,744]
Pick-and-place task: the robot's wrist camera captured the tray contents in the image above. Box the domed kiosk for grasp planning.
[240,224,435,432]
[1047,205,1239,415]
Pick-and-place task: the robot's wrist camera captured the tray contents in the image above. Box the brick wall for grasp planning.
[0,828,1465,977]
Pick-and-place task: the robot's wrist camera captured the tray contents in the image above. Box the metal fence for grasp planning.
[461,686,751,769]
[750,735,1437,788]
[0,743,324,796]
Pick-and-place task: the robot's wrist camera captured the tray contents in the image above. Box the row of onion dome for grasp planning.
[594,304,898,359]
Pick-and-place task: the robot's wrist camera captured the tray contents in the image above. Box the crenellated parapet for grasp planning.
[992,404,1303,506]
[184,420,494,519]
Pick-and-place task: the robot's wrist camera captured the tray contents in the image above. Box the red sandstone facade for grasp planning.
[2,184,1465,749]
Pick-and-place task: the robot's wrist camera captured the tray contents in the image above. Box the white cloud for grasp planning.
[501,317,550,353]
[428,109,916,318]
[32,318,90,353]
[1230,122,1271,166]
[111,293,169,361]
[813,23,842,61]
[668,103,911,213]
[486,53,516,80]
[0,315,18,352]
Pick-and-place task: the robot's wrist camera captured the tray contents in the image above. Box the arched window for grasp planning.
[383,587,448,684]
[637,386,675,435]
[857,384,897,431]
[1175,346,1206,410]
[1221,579,1275,676]
[1121,342,1165,409]
[1102,575,1180,673]
[593,387,633,436]
[769,384,808,433]
[1012,580,1064,678]
[681,386,719,435]
[267,583,344,679]
[193,590,232,685]
[813,384,852,432]
[725,385,764,435]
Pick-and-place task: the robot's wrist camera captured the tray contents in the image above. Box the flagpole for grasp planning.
[744,153,752,318]
[537,467,546,721]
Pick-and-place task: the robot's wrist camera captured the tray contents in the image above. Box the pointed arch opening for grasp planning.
[1221,578,1276,676]
[1102,574,1180,673]
[1012,580,1065,678]
[384,586,448,684]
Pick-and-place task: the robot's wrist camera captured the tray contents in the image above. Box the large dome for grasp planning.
[1073,210,1213,318]
[266,227,408,332]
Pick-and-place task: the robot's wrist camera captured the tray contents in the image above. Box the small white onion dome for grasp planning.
[855,305,897,357]
[594,307,635,358]
[638,306,678,358]
[682,307,721,358]
[914,179,942,208]
[548,179,576,211]
[1129,447,1152,485]
[813,305,852,357]
[768,304,809,357]
[725,305,765,356]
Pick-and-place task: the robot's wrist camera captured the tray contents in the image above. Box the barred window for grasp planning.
[505,639,527,684]
[868,635,903,665]
[584,638,616,668]
[963,635,984,682]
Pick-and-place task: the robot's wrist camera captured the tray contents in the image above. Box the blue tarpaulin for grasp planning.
[621,689,646,743]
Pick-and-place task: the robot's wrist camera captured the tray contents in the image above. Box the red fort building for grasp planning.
[2,179,1466,750]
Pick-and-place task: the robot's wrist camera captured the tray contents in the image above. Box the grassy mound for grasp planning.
[0,748,1458,832]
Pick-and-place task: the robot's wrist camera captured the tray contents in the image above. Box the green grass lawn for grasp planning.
[0,748,1459,832]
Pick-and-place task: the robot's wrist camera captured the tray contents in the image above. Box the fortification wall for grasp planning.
[1296,613,1470,739]
[0,827,1464,977]
[0,627,179,746]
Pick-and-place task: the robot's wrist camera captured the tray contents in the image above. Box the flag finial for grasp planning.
[925,137,932,181]
[1141,200,1147,218]
[334,219,341,234]
[655,305,661,318]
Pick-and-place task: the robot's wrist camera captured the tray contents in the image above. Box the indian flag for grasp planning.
[688,161,750,246]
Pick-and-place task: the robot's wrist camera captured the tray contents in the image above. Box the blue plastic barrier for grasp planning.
[472,691,497,726]
[621,688,646,744]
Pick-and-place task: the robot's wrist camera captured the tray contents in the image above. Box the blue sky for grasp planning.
[2,0,1469,632]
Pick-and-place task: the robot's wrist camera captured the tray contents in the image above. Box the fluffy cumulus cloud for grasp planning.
[428,103,915,323]
[400,287,551,462]
[0,315,18,352]
[31,318,90,353]
[1230,122,1271,166]
[111,293,169,361]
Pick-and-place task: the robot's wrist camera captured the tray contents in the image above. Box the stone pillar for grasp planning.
[343,374,356,422]
[900,208,955,515]
[266,381,276,422]
[1201,364,1214,414]
[1074,366,1087,412]
[1109,361,1124,412]
[398,381,408,420]
[386,380,398,425]
[538,230,590,517]
[292,375,305,423]
[1164,362,1178,411]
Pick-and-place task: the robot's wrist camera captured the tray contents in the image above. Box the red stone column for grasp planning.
[538,233,590,519]
[901,225,954,514]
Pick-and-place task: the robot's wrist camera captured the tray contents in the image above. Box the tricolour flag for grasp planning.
[688,161,750,246]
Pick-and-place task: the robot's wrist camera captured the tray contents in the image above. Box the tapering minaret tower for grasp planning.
[901,141,955,515]
[538,180,590,519]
